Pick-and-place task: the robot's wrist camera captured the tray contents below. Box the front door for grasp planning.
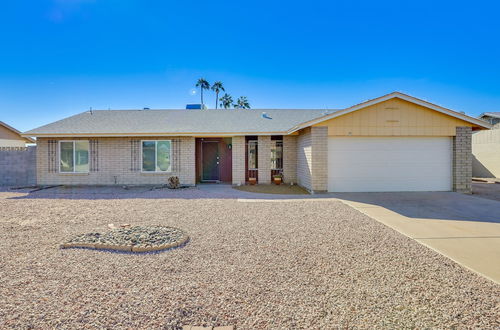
[202,141,220,181]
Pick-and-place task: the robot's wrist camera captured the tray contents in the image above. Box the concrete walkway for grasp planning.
[331,192,500,284]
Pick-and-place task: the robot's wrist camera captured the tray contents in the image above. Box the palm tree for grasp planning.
[219,93,233,109]
[235,96,250,109]
[211,81,225,109]
[195,78,210,106]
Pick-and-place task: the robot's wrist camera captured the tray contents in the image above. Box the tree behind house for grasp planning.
[220,93,233,109]
[211,81,225,109]
[195,78,210,106]
[235,96,250,109]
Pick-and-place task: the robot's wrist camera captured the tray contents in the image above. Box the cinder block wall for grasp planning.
[0,146,36,186]
[257,136,271,183]
[453,126,472,193]
[282,135,297,184]
[231,136,246,185]
[36,137,195,186]
[472,126,500,178]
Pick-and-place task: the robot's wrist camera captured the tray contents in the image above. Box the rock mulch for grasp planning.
[183,326,233,330]
[61,226,189,252]
[0,189,499,329]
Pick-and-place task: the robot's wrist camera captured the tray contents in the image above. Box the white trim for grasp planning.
[140,140,173,173]
[58,140,90,173]
[288,92,492,134]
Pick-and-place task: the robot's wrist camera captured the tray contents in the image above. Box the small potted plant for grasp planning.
[273,174,283,185]
[248,177,257,185]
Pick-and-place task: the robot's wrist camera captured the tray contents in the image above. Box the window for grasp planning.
[59,141,89,173]
[270,140,283,170]
[247,140,258,169]
[142,140,172,172]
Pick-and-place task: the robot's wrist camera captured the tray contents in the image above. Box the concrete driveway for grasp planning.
[331,192,500,284]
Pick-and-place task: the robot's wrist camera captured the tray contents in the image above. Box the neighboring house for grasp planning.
[478,112,500,126]
[472,112,500,178]
[0,121,35,148]
[22,92,490,193]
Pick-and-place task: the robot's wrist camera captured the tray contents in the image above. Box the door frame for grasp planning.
[201,140,220,182]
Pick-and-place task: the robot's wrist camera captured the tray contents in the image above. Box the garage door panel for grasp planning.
[328,137,452,192]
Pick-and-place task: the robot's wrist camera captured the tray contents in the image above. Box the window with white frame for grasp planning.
[142,140,172,172]
[59,141,89,173]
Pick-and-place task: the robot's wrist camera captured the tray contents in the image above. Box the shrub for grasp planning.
[168,176,180,189]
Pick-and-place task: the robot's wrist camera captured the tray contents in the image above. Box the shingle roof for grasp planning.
[24,109,333,136]
[480,112,500,119]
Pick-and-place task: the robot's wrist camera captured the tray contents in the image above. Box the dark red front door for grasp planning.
[202,141,219,181]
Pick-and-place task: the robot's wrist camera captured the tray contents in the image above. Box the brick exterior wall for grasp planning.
[297,128,312,190]
[453,126,472,193]
[296,127,327,192]
[231,136,246,185]
[310,126,328,192]
[282,135,297,184]
[36,137,195,186]
[257,135,271,183]
[0,146,36,186]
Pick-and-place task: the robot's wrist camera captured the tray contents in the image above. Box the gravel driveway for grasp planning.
[0,187,498,329]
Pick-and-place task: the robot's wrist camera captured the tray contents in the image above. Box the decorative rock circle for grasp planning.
[60,226,189,253]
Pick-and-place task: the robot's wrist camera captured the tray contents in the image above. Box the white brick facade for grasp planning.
[297,128,312,190]
[296,127,328,193]
[231,136,246,185]
[35,128,474,194]
[36,137,195,186]
[282,135,297,184]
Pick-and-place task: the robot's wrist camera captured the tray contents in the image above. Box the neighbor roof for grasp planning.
[480,112,500,119]
[0,121,35,143]
[23,109,332,137]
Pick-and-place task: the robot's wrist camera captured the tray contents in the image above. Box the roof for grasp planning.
[23,92,491,138]
[288,92,491,133]
[0,121,35,143]
[480,112,500,119]
[23,109,331,137]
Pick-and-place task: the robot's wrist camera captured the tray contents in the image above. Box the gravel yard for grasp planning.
[0,187,499,329]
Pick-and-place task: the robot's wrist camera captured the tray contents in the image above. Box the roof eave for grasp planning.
[21,131,292,138]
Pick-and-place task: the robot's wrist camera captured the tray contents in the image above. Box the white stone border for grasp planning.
[60,229,189,253]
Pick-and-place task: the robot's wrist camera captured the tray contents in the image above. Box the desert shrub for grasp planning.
[168,176,180,189]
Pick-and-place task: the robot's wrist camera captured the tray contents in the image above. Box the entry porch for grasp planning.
[194,136,297,185]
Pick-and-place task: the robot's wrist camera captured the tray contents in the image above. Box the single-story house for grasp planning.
[472,112,500,178]
[0,121,35,148]
[23,92,490,193]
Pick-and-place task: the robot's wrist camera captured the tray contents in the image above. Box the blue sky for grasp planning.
[1,0,499,131]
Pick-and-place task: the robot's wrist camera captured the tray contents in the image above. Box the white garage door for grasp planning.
[328,137,452,192]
